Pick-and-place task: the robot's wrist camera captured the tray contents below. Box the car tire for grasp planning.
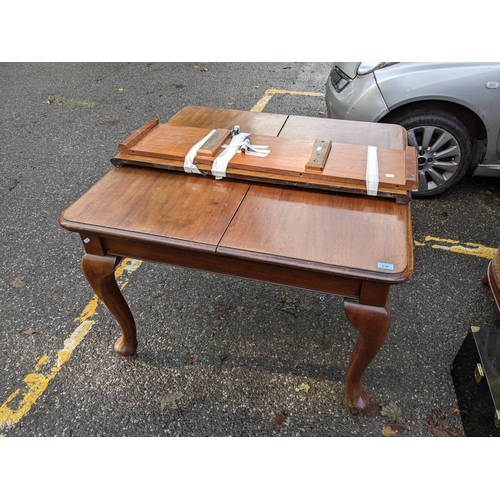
[391,110,473,198]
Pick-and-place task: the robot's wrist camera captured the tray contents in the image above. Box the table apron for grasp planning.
[98,235,365,300]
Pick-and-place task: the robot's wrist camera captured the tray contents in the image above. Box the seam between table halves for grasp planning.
[214,182,253,254]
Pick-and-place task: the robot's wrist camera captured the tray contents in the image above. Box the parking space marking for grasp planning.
[415,236,496,260]
[251,89,324,112]
[0,258,141,430]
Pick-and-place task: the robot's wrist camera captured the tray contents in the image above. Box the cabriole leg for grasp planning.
[343,296,391,413]
[82,253,137,356]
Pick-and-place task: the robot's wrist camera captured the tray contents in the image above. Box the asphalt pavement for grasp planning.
[1,63,500,444]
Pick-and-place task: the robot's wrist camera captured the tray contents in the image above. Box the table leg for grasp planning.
[82,253,138,356]
[343,296,391,413]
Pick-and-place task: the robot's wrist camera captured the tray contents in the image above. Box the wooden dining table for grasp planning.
[59,106,415,414]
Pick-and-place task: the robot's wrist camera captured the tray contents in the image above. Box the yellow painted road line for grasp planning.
[414,236,496,260]
[0,258,142,430]
[251,88,324,112]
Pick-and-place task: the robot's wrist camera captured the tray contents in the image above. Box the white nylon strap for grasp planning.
[366,145,379,196]
[212,132,250,179]
[183,129,216,174]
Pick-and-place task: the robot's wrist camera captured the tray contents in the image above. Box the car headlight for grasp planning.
[357,62,396,75]
[329,66,351,92]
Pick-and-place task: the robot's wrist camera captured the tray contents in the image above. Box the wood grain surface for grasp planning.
[60,167,412,281]
[168,105,288,135]
[279,114,408,150]
[116,123,410,190]
[60,167,250,252]
[217,183,412,278]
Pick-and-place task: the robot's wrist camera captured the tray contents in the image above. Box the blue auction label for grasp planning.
[377,262,394,270]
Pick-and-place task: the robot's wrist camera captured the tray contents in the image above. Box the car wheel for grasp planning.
[392,110,472,198]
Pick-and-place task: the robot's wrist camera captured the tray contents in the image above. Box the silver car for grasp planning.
[325,62,500,197]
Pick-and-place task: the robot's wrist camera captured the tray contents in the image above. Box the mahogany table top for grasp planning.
[61,170,413,285]
[61,107,414,285]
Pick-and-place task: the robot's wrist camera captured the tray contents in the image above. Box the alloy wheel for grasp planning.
[407,125,462,195]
